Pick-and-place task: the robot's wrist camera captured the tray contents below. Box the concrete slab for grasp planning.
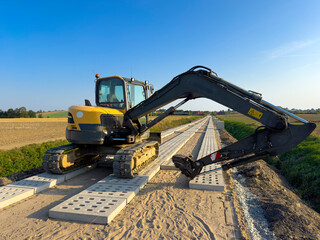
[0,186,34,209]
[31,172,66,185]
[49,195,126,224]
[64,163,97,180]
[9,179,53,193]
[160,161,177,170]
[99,175,149,189]
[200,164,223,175]
[138,163,160,180]
[80,183,140,203]
[7,172,66,194]
[189,173,225,191]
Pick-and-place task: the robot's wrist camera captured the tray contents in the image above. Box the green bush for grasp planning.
[0,140,69,177]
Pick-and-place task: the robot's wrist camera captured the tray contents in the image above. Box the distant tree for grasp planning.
[7,108,14,118]
[28,110,36,118]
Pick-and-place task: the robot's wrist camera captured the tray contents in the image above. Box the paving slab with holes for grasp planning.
[49,195,127,224]
[189,117,225,191]
[0,164,97,210]
[0,186,34,209]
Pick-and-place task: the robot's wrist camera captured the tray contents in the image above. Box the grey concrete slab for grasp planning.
[31,172,66,185]
[7,172,66,194]
[138,164,160,180]
[189,173,225,191]
[200,164,223,175]
[160,161,177,170]
[99,175,149,189]
[49,195,126,224]
[0,186,34,209]
[64,163,97,180]
[9,179,53,193]
[80,183,140,203]
[0,163,98,209]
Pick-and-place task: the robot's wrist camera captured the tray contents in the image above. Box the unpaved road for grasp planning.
[0,121,248,240]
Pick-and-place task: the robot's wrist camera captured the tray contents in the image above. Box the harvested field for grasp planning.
[0,118,67,150]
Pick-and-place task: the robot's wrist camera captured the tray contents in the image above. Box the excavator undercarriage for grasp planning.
[43,141,159,178]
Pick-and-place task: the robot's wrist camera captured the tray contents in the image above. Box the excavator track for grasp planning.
[42,144,99,174]
[113,141,159,178]
[43,141,159,177]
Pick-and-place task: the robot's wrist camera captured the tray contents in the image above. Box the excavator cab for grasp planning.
[66,75,153,146]
[97,77,125,109]
[96,76,150,111]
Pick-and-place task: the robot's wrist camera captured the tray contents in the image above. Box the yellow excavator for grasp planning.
[43,66,316,179]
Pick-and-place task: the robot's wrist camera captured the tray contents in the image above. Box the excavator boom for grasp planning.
[123,66,316,179]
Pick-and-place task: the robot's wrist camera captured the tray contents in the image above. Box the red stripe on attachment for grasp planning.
[210,151,222,161]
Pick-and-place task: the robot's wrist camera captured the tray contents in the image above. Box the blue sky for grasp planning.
[0,0,319,111]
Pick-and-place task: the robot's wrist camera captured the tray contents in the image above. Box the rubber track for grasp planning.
[113,141,159,178]
[42,144,97,174]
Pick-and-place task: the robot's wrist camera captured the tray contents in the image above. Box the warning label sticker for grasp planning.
[248,108,263,119]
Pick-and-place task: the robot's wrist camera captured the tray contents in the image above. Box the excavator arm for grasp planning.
[124,66,316,179]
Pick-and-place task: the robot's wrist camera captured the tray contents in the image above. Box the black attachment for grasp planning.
[172,154,203,180]
[221,153,270,170]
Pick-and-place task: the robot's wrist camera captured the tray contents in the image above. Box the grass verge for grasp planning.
[221,118,320,213]
[0,140,69,177]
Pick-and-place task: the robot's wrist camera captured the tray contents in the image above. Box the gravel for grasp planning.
[232,168,276,240]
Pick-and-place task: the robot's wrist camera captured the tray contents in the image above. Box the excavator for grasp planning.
[43,66,316,179]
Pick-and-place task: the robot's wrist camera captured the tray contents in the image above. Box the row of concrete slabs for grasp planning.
[49,117,210,224]
[1,115,226,225]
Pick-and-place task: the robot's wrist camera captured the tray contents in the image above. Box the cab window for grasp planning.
[98,78,125,108]
[127,84,146,109]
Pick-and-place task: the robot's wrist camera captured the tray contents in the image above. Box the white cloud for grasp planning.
[264,39,319,60]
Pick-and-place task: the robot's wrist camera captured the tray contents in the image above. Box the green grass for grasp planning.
[220,117,320,213]
[37,111,68,118]
[0,140,69,177]
[223,120,256,139]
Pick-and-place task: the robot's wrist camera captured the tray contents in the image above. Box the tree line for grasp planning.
[0,107,36,118]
